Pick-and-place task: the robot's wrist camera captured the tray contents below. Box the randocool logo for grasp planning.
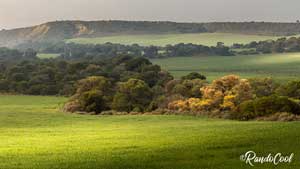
[240,151,294,166]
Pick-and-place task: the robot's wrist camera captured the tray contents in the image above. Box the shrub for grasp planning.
[254,95,300,115]
[63,100,81,113]
[166,79,207,98]
[234,100,256,120]
[64,76,113,113]
[249,78,279,97]
[79,90,109,114]
[112,93,132,112]
[276,80,300,99]
[182,72,206,80]
[112,79,153,112]
[76,76,112,94]
[0,79,10,91]
[235,95,300,120]
[201,75,253,111]
[182,79,207,98]
[256,112,300,122]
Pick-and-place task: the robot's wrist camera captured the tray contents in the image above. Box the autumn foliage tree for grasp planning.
[169,75,253,113]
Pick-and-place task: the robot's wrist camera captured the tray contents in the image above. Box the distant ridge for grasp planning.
[1,20,300,47]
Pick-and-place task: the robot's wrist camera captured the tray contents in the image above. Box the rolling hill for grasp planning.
[1,20,300,47]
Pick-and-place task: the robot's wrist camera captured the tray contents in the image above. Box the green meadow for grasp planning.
[151,52,300,80]
[0,95,300,169]
[67,33,277,46]
[37,53,60,59]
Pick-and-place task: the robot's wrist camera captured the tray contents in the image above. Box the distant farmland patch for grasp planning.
[67,33,278,46]
[151,52,300,81]
[37,53,60,59]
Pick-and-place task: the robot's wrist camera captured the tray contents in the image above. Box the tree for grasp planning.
[23,48,37,59]
[201,75,253,111]
[0,79,9,91]
[125,57,151,71]
[143,46,158,58]
[112,79,153,112]
[65,76,113,113]
[236,95,300,120]
[276,80,300,99]
[217,42,225,48]
[249,78,279,97]
[79,90,108,113]
[182,72,206,80]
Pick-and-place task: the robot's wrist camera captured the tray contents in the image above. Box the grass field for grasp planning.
[37,53,60,59]
[151,52,300,81]
[67,33,278,46]
[1,95,300,169]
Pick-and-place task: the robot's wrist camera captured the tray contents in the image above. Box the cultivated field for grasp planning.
[67,33,277,46]
[37,53,60,59]
[1,95,300,169]
[151,52,300,81]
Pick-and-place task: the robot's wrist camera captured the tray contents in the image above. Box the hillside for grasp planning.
[0,21,206,47]
[1,20,300,47]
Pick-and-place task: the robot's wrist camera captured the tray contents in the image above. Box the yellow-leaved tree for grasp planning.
[168,75,253,113]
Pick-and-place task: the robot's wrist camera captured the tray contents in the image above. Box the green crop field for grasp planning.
[1,95,300,169]
[67,33,278,46]
[151,52,300,81]
[37,53,60,59]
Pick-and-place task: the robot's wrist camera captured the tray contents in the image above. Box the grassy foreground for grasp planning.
[151,52,300,81]
[1,95,300,169]
[67,33,277,46]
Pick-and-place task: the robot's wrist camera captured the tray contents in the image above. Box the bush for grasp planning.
[234,100,256,120]
[256,112,300,122]
[249,78,279,97]
[64,76,113,113]
[79,90,109,114]
[64,100,81,113]
[276,80,300,99]
[235,95,300,120]
[112,79,153,112]
[165,79,207,98]
[112,93,132,112]
[182,72,206,80]
[254,95,300,115]
[0,79,9,91]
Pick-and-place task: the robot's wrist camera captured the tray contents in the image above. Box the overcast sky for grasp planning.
[1,0,300,29]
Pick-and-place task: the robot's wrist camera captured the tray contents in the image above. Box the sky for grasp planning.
[1,0,300,29]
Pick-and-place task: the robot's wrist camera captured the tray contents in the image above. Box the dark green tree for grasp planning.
[112,79,153,112]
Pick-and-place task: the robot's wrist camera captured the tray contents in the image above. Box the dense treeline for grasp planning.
[232,37,300,55]
[62,36,300,57]
[17,36,300,60]
[0,47,37,61]
[64,72,208,113]
[0,54,172,96]
[168,76,300,119]
[65,73,300,121]
[18,41,233,60]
